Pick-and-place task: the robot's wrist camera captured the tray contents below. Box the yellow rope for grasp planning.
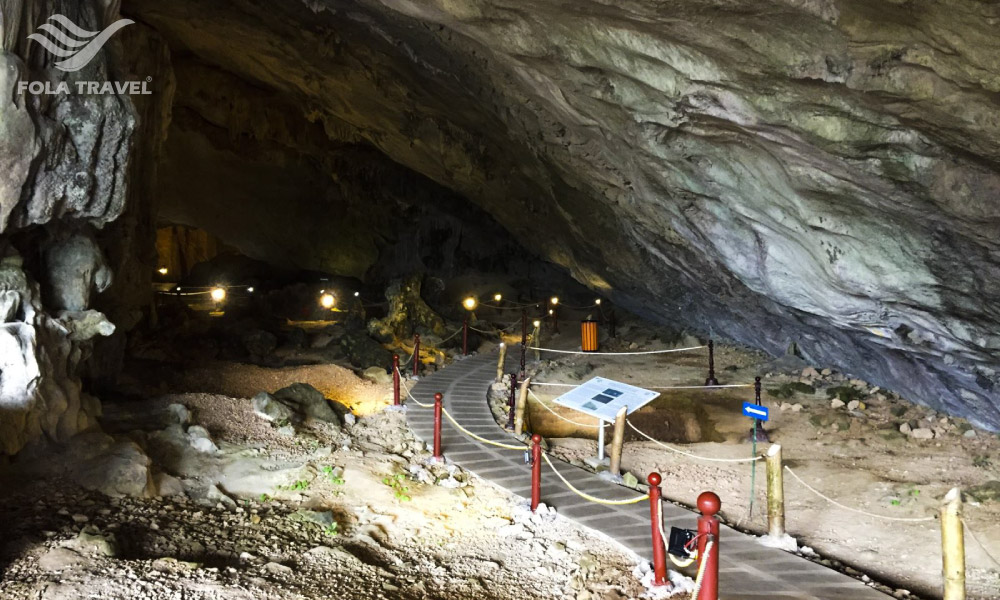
[527,389,607,429]
[689,540,713,600]
[542,454,649,505]
[627,420,763,463]
[441,408,527,451]
[784,466,936,522]
[396,370,434,408]
[658,500,697,567]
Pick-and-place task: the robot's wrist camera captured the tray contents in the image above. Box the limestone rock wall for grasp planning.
[0,0,141,454]
[124,0,1000,429]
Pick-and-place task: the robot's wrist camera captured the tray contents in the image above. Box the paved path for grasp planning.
[405,351,891,600]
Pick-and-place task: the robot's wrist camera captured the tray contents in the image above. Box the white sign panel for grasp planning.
[552,377,660,422]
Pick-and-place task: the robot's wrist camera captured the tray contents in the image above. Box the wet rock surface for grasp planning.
[122,0,1000,429]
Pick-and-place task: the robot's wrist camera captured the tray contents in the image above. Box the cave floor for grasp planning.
[0,381,648,600]
[517,323,1000,599]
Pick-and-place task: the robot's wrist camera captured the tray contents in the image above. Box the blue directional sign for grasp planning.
[742,402,769,422]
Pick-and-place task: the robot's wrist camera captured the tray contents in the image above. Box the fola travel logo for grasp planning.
[17,14,152,96]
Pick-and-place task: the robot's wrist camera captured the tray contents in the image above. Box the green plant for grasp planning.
[278,479,310,492]
[382,473,411,501]
[323,522,339,537]
[322,465,345,485]
[973,455,993,469]
[259,493,272,503]
[826,386,866,404]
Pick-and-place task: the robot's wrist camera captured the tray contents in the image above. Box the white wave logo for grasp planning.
[27,14,134,72]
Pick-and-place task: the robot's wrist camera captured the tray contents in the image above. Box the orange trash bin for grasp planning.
[581,320,599,352]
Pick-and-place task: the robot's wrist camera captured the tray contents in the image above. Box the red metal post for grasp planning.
[462,318,469,356]
[506,372,518,429]
[433,392,443,460]
[705,339,719,386]
[530,434,542,511]
[412,334,421,377]
[697,491,721,600]
[647,472,668,586]
[392,354,400,406]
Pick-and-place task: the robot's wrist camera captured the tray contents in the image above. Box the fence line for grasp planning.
[441,408,527,451]
[962,518,1000,569]
[527,389,607,429]
[541,453,649,505]
[783,466,935,523]
[626,420,762,464]
[527,344,705,356]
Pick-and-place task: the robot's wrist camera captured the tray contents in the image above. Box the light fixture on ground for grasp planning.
[210,287,226,303]
[462,296,478,311]
[320,293,336,309]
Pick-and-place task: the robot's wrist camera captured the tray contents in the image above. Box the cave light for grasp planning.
[462,296,478,311]
[532,320,541,327]
[548,309,554,315]
[493,293,502,302]
[247,287,254,293]
[210,287,227,302]
[354,291,360,297]
[550,296,559,305]
[595,299,602,305]
[320,293,336,309]
[157,267,168,275]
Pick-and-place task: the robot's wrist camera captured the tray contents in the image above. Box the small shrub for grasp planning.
[382,473,411,501]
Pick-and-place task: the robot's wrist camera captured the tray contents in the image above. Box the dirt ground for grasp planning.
[0,361,662,600]
[518,318,1000,599]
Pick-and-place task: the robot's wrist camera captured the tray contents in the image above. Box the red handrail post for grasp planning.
[647,472,668,586]
[705,339,719,386]
[697,492,721,600]
[392,354,400,406]
[433,392,443,460]
[412,334,421,377]
[462,318,469,356]
[530,434,542,511]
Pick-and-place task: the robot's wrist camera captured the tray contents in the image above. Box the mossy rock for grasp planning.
[966,481,1000,503]
[767,382,816,399]
[809,413,851,431]
[826,386,866,404]
[890,405,909,417]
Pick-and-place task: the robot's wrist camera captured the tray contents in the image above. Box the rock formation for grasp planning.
[2,0,1000,458]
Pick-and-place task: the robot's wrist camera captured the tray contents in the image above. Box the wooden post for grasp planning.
[941,487,965,600]
[531,324,541,361]
[608,406,628,476]
[765,444,784,538]
[496,343,507,383]
[515,377,531,435]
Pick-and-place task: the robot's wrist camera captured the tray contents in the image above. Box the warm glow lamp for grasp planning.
[494,293,502,302]
[550,296,559,305]
[320,293,336,309]
[462,296,478,311]
[210,287,226,302]
[157,267,168,275]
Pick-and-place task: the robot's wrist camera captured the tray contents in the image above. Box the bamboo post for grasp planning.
[941,487,965,600]
[608,405,628,476]
[765,444,784,538]
[496,343,507,383]
[515,377,531,435]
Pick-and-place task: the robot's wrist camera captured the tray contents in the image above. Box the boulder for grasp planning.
[251,391,294,423]
[272,383,341,424]
[340,331,392,370]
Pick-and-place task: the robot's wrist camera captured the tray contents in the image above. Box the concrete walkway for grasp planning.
[405,351,891,600]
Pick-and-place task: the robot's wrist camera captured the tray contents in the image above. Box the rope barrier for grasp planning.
[783,466,936,522]
[962,518,1000,569]
[441,408,527,451]
[530,382,576,387]
[688,540,714,600]
[626,421,763,463]
[541,453,649,505]
[650,383,753,390]
[397,375,434,408]
[657,500,697,567]
[527,389,608,429]
[527,345,706,356]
